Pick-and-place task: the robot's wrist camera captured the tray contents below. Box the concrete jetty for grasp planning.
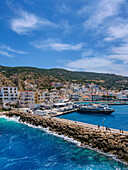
[0,111,128,165]
[53,109,77,117]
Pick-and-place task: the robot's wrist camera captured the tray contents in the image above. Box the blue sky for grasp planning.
[0,0,128,76]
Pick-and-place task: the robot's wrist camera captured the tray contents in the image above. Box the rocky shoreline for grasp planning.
[1,111,128,165]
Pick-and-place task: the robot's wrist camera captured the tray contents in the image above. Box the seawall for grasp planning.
[1,111,128,165]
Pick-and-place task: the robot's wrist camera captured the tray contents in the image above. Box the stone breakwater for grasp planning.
[1,111,128,165]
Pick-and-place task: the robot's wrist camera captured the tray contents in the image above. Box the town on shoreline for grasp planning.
[0,83,128,165]
[0,82,128,114]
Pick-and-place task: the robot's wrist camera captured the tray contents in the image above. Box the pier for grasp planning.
[53,109,78,117]
[0,111,128,165]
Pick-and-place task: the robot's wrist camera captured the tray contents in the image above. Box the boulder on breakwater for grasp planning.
[2,111,128,165]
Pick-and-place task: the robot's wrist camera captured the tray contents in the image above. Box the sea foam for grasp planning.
[0,115,127,166]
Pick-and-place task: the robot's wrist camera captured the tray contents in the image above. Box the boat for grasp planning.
[77,104,115,114]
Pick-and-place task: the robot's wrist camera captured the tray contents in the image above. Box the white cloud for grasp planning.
[10,10,56,35]
[83,0,125,29]
[0,44,27,58]
[0,44,27,54]
[66,56,128,76]
[112,44,128,54]
[0,50,14,58]
[77,5,94,16]
[106,43,128,64]
[67,57,113,71]
[61,20,72,35]
[58,4,70,14]
[81,49,93,57]
[105,22,128,41]
[65,42,128,75]
[107,54,128,64]
[31,39,84,51]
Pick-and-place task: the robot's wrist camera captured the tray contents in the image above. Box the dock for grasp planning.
[53,109,78,117]
[57,117,128,136]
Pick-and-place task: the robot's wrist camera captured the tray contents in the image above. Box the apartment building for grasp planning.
[0,87,18,105]
[19,91,34,109]
[91,94,100,101]
[34,91,43,104]
[19,91,44,109]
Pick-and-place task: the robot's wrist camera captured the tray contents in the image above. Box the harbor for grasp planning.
[31,103,128,132]
[32,102,115,117]
[57,104,128,132]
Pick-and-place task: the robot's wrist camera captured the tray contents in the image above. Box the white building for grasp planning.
[69,94,79,101]
[19,91,34,109]
[116,93,127,100]
[0,87,18,105]
[116,93,122,99]
[91,94,100,101]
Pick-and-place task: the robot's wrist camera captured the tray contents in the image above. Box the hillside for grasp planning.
[0,65,128,90]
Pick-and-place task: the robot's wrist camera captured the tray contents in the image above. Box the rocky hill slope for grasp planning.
[0,65,128,90]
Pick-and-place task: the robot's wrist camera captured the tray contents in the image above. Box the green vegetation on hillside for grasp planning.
[0,65,128,90]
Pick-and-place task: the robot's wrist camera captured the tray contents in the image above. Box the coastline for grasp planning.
[0,111,128,166]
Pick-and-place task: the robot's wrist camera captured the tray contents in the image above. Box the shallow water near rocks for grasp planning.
[0,117,128,169]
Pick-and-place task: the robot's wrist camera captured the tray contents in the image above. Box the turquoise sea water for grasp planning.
[59,105,128,131]
[0,117,127,169]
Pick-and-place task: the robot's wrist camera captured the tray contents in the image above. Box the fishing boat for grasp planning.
[78,104,115,114]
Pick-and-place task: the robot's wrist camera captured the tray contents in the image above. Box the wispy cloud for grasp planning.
[0,50,14,58]
[104,21,128,41]
[65,55,128,76]
[0,44,27,58]
[61,20,72,35]
[0,44,27,54]
[106,43,128,64]
[57,4,70,14]
[67,57,114,72]
[83,0,125,29]
[65,42,128,75]
[81,49,93,57]
[31,39,84,51]
[65,0,128,75]
[112,44,128,55]
[10,10,57,35]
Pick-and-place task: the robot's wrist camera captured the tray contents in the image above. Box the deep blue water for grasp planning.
[0,117,127,169]
[58,105,128,131]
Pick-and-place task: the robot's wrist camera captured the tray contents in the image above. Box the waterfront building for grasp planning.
[116,93,123,100]
[116,93,127,100]
[69,93,80,101]
[91,94,100,101]
[19,91,34,109]
[83,96,91,101]
[0,87,18,105]
[34,91,43,104]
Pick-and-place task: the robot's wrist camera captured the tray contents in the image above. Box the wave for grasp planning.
[0,115,127,166]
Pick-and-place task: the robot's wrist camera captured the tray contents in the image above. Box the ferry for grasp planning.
[78,104,115,114]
